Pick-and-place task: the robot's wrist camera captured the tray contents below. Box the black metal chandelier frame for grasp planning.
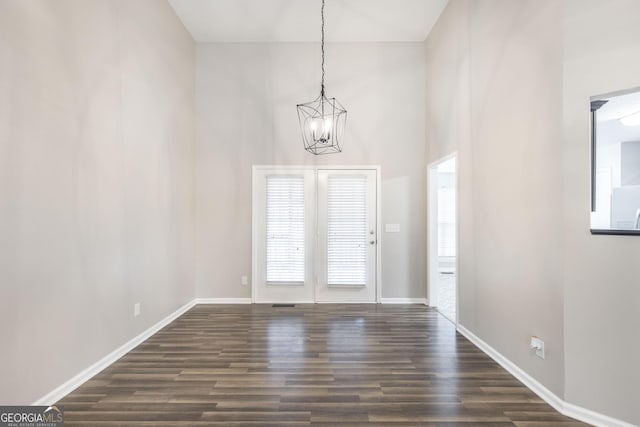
[296,0,347,155]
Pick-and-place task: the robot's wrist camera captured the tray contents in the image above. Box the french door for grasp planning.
[252,167,378,303]
[316,169,377,302]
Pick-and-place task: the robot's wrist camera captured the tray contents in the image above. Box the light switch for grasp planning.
[385,223,400,233]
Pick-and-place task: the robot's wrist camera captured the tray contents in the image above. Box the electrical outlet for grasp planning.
[530,336,545,359]
[134,303,141,317]
[241,276,248,286]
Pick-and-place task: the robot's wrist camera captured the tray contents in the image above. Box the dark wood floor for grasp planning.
[58,304,587,426]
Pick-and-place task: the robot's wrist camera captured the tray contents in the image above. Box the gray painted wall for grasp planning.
[426,0,639,424]
[426,0,566,398]
[0,0,196,404]
[195,43,428,300]
[563,1,640,424]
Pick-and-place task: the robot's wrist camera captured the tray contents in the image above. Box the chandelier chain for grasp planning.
[321,0,325,97]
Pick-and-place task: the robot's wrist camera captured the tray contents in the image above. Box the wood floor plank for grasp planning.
[57,304,589,426]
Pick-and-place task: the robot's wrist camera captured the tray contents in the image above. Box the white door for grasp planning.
[316,169,377,303]
[252,167,378,303]
[252,169,316,303]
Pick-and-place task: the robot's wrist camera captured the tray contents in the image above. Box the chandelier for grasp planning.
[296,0,347,155]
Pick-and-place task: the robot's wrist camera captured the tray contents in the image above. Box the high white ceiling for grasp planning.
[168,0,449,43]
[598,90,640,122]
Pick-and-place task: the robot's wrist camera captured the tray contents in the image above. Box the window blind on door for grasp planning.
[266,175,305,283]
[327,175,367,286]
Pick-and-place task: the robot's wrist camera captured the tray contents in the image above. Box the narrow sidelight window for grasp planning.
[266,175,305,283]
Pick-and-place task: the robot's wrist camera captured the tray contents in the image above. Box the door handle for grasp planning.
[370,240,376,245]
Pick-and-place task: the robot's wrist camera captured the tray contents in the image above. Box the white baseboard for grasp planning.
[253,300,316,304]
[381,298,428,305]
[457,324,635,427]
[195,298,252,304]
[563,401,636,427]
[456,324,564,413]
[32,299,196,406]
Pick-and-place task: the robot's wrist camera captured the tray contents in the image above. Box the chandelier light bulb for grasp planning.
[309,117,333,143]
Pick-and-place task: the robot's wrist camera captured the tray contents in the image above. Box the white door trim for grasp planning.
[252,165,381,304]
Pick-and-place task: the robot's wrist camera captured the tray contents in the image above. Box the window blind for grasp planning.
[266,175,305,283]
[327,175,367,286]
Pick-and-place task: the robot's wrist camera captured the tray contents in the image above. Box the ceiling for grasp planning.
[598,90,640,122]
[597,90,640,146]
[168,0,449,43]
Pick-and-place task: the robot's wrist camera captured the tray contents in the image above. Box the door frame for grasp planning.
[251,165,382,304]
[427,153,459,324]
